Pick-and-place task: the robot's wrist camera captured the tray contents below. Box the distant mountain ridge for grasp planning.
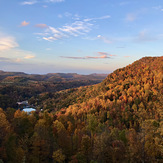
[0,70,108,82]
[0,71,108,109]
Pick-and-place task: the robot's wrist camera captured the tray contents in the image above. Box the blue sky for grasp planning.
[0,0,163,74]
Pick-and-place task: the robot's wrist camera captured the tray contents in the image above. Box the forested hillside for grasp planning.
[0,72,107,109]
[0,56,162,163]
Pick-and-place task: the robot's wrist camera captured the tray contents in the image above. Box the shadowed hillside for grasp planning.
[0,72,107,109]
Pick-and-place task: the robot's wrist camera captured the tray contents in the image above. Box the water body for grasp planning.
[22,108,36,113]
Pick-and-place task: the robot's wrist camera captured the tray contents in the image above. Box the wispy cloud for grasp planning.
[20,21,30,26]
[97,52,108,55]
[61,56,86,59]
[35,24,48,28]
[84,15,111,22]
[24,55,35,59]
[73,14,80,20]
[15,58,22,62]
[83,35,129,44]
[47,26,60,34]
[21,0,37,5]
[58,13,80,20]
[35,14,111,42]
[61,52,117,60]
[59,21,92,36]
[42,26,65,41]
[43,35,63,41]
[0,35,19,51]
[40,21,92,41]
[0,31,36,68]
[21,0,64,5]
[0,57,14,62]
[97,35,112,44]
[61,55,110,59]
[0,57,22,65]
[0,47,36,62]
[97,52,116,56]
[109,54,117,56]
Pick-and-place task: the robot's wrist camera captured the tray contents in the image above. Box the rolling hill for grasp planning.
[0,72,107,109]
[0,71,107,83]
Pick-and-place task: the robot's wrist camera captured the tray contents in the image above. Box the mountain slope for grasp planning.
[0,56,162,163]
[63,56,163,117]
[52,56,162,162]
[36,56,162,112]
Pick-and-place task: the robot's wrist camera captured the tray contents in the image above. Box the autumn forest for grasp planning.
[0,56,163,163]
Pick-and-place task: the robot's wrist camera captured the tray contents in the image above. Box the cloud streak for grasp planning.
[35,24,48,28]
[21,0,37,5]
[61,55,110,59]
[0,36,19,51]
[0,57,22,65]
[97,52,116,56]
[21,0,64,5]
[40,21,93,41]
[59,21,92,36]
[84,15,111,22]
[0,46,36,61]
[61,52,117,60]
[35,14,111,42]
[24,55,35,59]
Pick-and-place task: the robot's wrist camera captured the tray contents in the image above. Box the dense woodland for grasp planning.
[0,73,106,109]
[0,56,163,163]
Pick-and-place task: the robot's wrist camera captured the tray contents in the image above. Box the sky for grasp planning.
[0,0,163,74]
